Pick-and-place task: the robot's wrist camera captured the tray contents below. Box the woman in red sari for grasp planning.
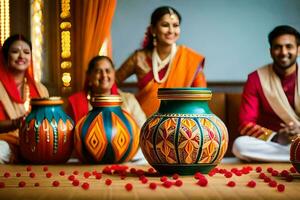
[0,34,49,163]
[116,6,206,117]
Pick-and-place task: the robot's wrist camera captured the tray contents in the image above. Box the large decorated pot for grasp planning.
[140,88,228,175]
[74,95,139,163]
[290,136,300,173]
[19,97,74,164]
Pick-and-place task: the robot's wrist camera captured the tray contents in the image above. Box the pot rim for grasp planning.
[158,87,212,100]
[31,97,63,105]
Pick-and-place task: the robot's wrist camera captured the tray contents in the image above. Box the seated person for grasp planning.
[0,34,49,164]
[232,25,300,162]
[67,55,146,128]
[116,6,206,117]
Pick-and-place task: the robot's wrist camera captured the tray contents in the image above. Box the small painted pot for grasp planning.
[19,97,74,164]
[74,95,139,163]
[140,88,228,175]
[290,136,300,173]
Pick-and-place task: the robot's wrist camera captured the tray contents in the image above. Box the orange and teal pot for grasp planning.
[19,97,74,164]
[140,88,228,175]
[74,95,139,164]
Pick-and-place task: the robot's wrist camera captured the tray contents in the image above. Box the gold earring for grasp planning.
[153,34,157,47]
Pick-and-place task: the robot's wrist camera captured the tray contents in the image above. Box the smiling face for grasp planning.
[7,40,32,73]
[152,13,180,47]
[270,34,300,74]
[88,58,115,95]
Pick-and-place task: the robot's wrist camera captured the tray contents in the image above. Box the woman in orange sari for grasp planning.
[116,6,206,117]
[0,34,49,163]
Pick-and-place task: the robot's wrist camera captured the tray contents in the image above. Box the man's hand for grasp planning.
[276,122,300,145]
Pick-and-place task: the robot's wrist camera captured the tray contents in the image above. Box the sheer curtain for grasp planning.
[73,0,117,91]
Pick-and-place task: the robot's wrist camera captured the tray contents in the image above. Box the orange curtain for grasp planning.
[73,0,117,91]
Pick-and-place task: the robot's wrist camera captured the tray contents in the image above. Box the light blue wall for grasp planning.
[111,0,300,82]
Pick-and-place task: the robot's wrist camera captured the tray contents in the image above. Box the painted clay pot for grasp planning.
[19,97,74,164]
[74,95,139,163]
[290,136,300,173]
[140,88,228,175]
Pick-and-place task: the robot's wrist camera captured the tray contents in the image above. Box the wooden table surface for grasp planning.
[0,162,299,200]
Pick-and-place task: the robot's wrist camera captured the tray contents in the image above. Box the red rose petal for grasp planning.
[247,180,256,188]
[130,168,137,174]
[160,176,168,182]
[125,183,133,191]
[136,169,145,177]
[268,180,277,187]
[46,172,52,178]
[290,166,297,173]
[141,178,148,184]
[95,173,102,180]
[29,172,36,178]
[267,167,273,173]
[277,184,285,192]
[271,170,279,177]
[234,171,242,176]
[16,173,21,177]
[230,168,238,173]
[4,172,10,178]
[259,173,266,179]
[105,179,112,186]
[73,170,79,175]
[149,182,157,190]
[175,180,183,187]
[194,172,204,179]
[224,172,233,178]
[34,182,40,187]
[162,181,172,188]
[26,166,32,172]
[52,180,60,187]
[148,168,155,173]
[280,170,289,177]
[19,181,26,187]
[172,173,179,180]
[197,178,208,187]
[81,182,89,190]
[0,182,5,188]
[59,171,65,176]
[68,175,75,181]
[83,171,91,179]
[227,181,236,187]
[255,166,262,173]
[72,179,80,186]
[264,177,271,183]
[43,166,48,172]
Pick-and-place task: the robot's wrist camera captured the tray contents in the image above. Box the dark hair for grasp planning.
[87,55,115,74]
[144,6,181,50]
[268,25,300,47]
[2,34,32,62]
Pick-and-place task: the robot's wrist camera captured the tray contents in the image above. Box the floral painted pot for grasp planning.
[290,136,300,173]
[19,97,74,164]
[74,95,139,163]
[140,88,228,175]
